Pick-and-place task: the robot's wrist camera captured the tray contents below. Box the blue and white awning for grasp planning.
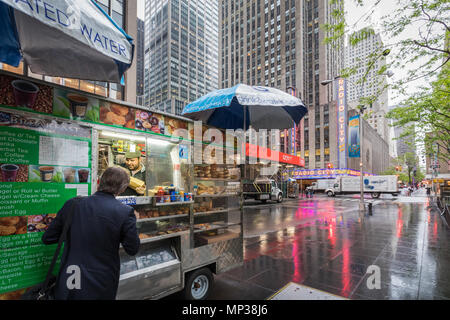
[182,84,307,130]
[0,0,134,83]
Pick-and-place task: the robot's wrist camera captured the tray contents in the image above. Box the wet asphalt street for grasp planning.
[208,189,450,300]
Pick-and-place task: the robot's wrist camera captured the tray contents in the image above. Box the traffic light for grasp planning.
[327,163,333,169]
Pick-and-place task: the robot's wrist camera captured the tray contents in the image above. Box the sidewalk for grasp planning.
[211,195,450,300]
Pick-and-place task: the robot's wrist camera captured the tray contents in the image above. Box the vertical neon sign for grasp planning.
[336,78,347,168]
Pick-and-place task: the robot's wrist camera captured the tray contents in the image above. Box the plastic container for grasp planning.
[157,187,165,203]
[164,188,171,203]
[169,184,176,202]
[179,190,185,202]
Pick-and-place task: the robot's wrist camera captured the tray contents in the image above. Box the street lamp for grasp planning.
[321,59,393,212]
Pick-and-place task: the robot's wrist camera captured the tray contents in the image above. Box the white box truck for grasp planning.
[310,179,337,192]
[325,175,399,198]
[243,178,283,203]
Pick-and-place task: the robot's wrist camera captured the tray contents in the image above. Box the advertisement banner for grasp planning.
[244,143,304,166]
[336,78,347,168]
[348,115,360,158]
[0,112,91,298]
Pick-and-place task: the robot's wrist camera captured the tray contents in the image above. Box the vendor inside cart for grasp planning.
[121,151,147,196]
[98,131,150,197]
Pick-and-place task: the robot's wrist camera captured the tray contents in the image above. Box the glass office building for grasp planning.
[144,0,219,115]
[219,0,344,170]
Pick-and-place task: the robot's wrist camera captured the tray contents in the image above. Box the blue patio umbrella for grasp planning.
[182,84,307,130]
[0,0,134,83]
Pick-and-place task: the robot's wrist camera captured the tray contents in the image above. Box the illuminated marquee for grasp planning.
[289,168,374,179]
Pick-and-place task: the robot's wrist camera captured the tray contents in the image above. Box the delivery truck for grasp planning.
[243,178,283,203]
[310,179,337,192]
[325,175,399,198]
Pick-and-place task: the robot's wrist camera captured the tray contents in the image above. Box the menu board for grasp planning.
[39,136,89,167]
[0,74,192,141]
[0,111,92,299]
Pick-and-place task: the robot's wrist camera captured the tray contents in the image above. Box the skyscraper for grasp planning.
[144,0,219,115]
[345,28,390,143]
[219,0,344,170]
[137,18,145,105]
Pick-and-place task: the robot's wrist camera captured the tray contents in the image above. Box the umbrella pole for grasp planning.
[240,105,247,238]
[243,105,247,179]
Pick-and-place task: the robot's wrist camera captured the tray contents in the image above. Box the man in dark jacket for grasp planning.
[42,167,140,300]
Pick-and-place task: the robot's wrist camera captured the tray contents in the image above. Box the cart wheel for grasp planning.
[371,192,380,199]
[277,193,283,203]
[184,268,213,300]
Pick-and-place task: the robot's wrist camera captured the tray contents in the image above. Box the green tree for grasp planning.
[324,0,449,88]
[383,152,425,184]
[379,167,409,183]
[387,64,450,163]
[324,0,449,164]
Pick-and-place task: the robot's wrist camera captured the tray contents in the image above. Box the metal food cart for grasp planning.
[92,106,245,300]
[0,70,244,300]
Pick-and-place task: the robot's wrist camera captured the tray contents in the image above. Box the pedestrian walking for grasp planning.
[41,167,140,300]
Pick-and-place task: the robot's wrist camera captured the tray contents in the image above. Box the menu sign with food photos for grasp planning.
[53,88,100,123]
[99,101,136,129]
[0,114,92,298]
[0,74,53,115]
[0,73,194,143]
[135,110,165,134]
[165,117,188,136]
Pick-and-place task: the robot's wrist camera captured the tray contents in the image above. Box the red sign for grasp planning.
[244,143,304,167]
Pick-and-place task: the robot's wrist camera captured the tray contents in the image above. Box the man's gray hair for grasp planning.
[98,167,130,195]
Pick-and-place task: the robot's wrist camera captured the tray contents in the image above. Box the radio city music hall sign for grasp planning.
[336,78,347,168]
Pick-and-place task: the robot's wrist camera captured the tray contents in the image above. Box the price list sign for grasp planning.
[0,111,92,298]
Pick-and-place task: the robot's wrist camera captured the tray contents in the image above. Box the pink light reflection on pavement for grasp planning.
[396,207,403,238]
[341,239,351,297]
[292,238,303,283]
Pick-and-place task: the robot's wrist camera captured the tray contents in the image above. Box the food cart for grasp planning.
[0,70,243,300]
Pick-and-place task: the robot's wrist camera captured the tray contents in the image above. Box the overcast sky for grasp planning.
[137,0,442,104]
[137,0,439,166]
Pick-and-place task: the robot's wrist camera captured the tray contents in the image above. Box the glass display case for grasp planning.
[98,130,192,198]
[192,141,242,248]
[118,241,181,300]
[95,125,244,300]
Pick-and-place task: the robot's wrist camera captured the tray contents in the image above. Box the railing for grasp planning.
[437,196,450,217]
